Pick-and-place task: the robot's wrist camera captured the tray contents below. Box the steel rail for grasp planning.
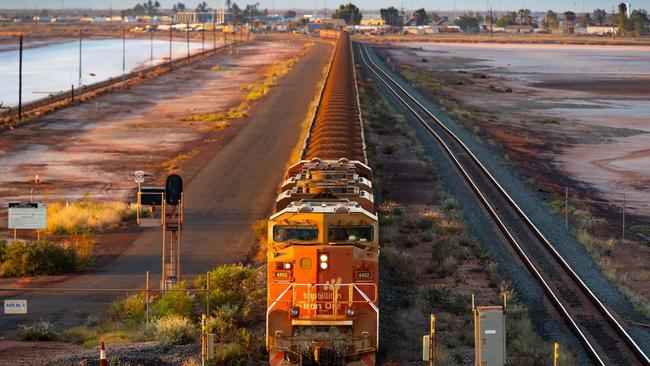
[357,42,650,366]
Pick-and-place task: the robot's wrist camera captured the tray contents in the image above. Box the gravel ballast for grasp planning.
[356,43,650,364]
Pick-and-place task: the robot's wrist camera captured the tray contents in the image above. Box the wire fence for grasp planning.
[0,271,214,326]
[557,186,650,240]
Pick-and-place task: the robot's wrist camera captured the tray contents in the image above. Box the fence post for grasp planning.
[201,314,207,366]
[565,187,569,229]
[206,271,210,316]
[622,193,626,240]
[146,271,150,324]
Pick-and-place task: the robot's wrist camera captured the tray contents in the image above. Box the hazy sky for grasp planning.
[0,0,642,12]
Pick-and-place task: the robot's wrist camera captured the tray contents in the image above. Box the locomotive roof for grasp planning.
[269,199,378,221]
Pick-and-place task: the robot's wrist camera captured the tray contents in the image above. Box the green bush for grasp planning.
[151,282,195,319]
[423,287,470,316]
[109,292,146,327]
[0,240,77,277]
[211,343,249,366]
[0,239,6,262]
[194,264,264,323]
[630,225,650,235]
[154,314,195,345]
[17,320,57,341]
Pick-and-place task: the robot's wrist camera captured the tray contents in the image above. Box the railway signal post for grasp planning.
[161,174,184,290]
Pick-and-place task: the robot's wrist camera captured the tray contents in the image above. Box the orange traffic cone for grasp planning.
[34,174,40,184]
[99,341,107,366]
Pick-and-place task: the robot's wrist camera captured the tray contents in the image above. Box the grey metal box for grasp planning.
[474,306,505,366]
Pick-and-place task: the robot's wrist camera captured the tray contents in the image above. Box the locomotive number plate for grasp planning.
[356,271,372,279]
[275,271,290,278]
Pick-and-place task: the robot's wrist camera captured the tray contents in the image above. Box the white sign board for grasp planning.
[8,203,46,230]
[134,170,145,183]
[4,299,27,314]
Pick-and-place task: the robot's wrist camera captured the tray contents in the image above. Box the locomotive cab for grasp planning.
[267,201,379,366]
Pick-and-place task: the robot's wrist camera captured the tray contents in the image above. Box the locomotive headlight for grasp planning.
[290,306,300,318]
[284,262,292,270]
[346,307,356,317]
[319,253,329,270]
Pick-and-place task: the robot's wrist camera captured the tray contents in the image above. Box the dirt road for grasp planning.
[0,38,332,334]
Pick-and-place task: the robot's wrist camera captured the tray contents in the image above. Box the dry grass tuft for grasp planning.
[47,201,137,235]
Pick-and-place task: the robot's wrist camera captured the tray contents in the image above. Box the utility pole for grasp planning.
[122,24,126,74]
[212,16,216,50]
[248,4,253,42]
[169,21,173,69]
[78,28,82,87]
[490,6,494,36]
[18,33,23,121]
[202,22,205,54]
[150,20,154,62]
[186,22,190,63]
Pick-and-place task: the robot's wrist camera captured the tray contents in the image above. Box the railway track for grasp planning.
[356,42,650,366]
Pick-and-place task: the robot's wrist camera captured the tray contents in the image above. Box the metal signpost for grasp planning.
[8,202,46,240]
[134,170,145,224]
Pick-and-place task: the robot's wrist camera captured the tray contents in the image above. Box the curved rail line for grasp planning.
[357,42,649,366]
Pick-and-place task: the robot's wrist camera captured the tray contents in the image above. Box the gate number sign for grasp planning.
[4,300,27,314]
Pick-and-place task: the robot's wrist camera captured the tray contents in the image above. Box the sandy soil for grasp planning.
[0,341,84,366]
[379,42,650,307]
[383,42,650,219]
[0,38,305,231]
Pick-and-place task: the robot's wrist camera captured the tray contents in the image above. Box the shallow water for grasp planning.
[0,38,204,107]
[405,42,650,77]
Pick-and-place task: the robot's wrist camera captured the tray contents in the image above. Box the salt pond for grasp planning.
[0,38,203,107]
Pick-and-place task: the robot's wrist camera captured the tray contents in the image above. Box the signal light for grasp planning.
[319,254,328,262]
[320,261,328,270]
[290,306,300,318]
[284,262,292,270]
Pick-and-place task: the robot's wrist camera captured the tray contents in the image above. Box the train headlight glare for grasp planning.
[346,308,356,317]
[290,306,300,318]
[320,262,328,270]
[284,262,292,270]
[319,254,328,262]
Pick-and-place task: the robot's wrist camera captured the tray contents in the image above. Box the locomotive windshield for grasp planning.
[328,226,373,243]
[273,226,319,242]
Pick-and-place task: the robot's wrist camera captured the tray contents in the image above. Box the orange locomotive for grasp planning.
[266,31,379,365]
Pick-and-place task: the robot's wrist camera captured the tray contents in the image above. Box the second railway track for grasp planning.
[356,42,650,366]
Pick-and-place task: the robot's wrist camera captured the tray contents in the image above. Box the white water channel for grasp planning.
[0,38,204,107]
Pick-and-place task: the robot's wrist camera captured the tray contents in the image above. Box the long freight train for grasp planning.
[266,31,379,365]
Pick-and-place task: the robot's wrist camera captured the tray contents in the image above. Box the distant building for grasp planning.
[174,10,225,24]
[584,25,619,35]
[360,18,384,26]
[505,25,533,33]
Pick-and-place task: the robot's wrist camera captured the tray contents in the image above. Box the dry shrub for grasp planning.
[17,320,57,341]
[47,201,136,235]
[154,314,195,345]
[251,219,268,262]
